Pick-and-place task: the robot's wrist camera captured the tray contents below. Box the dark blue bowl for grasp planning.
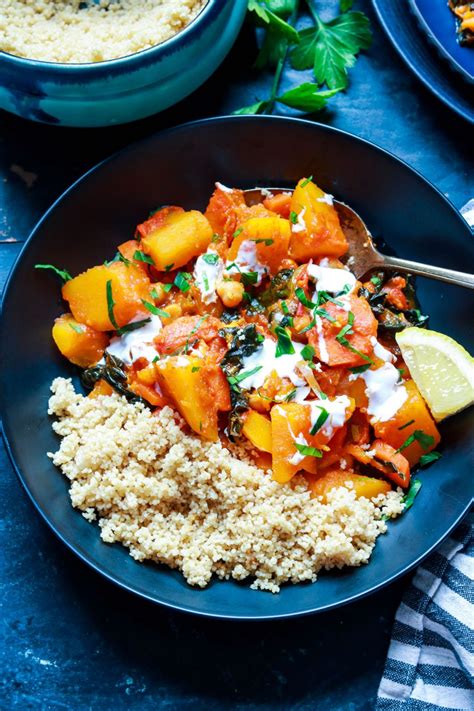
[1,116,473,619]
[0,0,247,127]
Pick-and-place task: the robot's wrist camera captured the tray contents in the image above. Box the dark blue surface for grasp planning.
[1,1,473,707]
[409,0,474,82]
[372,0,474,123]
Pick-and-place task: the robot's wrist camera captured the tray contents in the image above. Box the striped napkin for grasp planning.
[376,514,473,709]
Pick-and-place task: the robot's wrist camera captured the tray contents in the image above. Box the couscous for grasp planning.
[0,0,207,64]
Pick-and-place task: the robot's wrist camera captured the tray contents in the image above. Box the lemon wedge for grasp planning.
[395,327,474,422]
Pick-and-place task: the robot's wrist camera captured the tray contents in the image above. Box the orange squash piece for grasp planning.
[62,261,150,332]
[88,379,114,398]
[307,469,391,502]
[307,293,378,367]
[140,210,213,271]
[346,440,410,489]
[242,410,272,453]
[227,216,291,275]
[288,178,348,261]
[373,379,440,465]
[155,315,226,358]
[156,356,230,440]
[52,313,109,367]
[270,403,318,483]
[204,186,247,240]
[136,206,184,241]
[263,192,292,218]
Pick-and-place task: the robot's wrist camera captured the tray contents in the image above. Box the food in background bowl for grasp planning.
[448,1,474,46]
[0,0,207,63]
[39,177,473,592]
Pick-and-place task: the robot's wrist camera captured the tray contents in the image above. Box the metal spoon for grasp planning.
[244,188,474,289]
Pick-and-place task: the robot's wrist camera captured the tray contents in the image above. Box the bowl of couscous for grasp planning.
[0,0,247,127]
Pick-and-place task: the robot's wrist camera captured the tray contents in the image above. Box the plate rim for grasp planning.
[371,0,474,124]
[408,0,474,84]
[1,114,473,620]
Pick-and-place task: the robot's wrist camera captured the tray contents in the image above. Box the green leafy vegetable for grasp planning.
[275,326,295,356]
[232,101,270,115]
[301,344,315,361]
[133,250,155,265]
[295,286,314,309]
[165,263,174,272]
[349,363,371,374]
[402,479,422,512]
[163,283,173,293]
[294,442,322,458]
[81,353,147,405]
[228,365,263,385]
[248,0,300,43]
[35,263,72,282]
[340,0,353,10]
[106,279,119,330]
[290,7,372,89]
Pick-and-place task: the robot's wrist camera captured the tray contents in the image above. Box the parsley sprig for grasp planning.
[235,1,371,116]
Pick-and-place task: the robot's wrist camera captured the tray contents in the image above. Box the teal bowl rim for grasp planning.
[0,0,228,75]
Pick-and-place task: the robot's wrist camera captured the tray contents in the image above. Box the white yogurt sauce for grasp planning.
[370,336,395,363]
[307,262,356,296]
[315,314,329,364]
[215,181,233,193]
[309,395,351,439]
[238,338,307,390]
[226,240,268,284]
[288,432,310,466]
[361,363,408,422]
[193,250,224,304]
[291,207,307,233]
[106,314,162,365]
[317,193,334,205]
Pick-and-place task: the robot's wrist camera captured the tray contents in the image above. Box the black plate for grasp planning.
[1,116,473,619]
[372,0,474,123]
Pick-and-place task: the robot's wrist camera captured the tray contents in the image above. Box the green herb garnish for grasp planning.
[163,283,173,293]
[233,227,243,239]
[141,299,170,318]
[192,366,201,373]
[106,279,119,330]
[289,211,298,224]
[295,286,314,309]
[301,344,315,361]
[228,365,263,385]
[349,364,371,374]
[174,272,191,292]
[252,238,274,246]
[398,419,415,431]
[69,323,84,334]
[275,326,295,357]
[310,406,329,435]
[300,176,313,188]
[294,442,322,458]
[35,264,72,282]
[419,451,442,467]
[202,253,220,265]
[402,479,422,512]
[396,430,435,454]
[165,263,174,272]
[133,250,155,265]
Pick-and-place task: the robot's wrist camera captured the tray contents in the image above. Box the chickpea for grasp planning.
[216,279,245,308]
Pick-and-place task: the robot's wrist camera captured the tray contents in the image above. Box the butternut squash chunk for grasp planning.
[141,210,213,271]
[373,379,440,466]
[289,178,348,261]
[307,469,391,502]
[243,410,272,453]
[62,262,150,332]
[227,216,291,275]
[52,313,109,367]
[270,404,318,483]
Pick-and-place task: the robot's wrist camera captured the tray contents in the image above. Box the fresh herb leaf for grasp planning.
[174,272,191,292]
[232,101,270,115]
[396,430,435,454]
[290,10,372,89]
[165,263,174,272]
[298,319,316,334]
[163,283,173,293]
[241,271,260,286]
[340,0,353,10]
[252,238,274,246]
[277,84,340,112]
[141,299,170,318]
[152,355,160,363]
[116,319,151,335]
[281,301,290,314]
[280,314,294,328]
[248,0,300,43]
[202,253,220,265]
[370,275,382,287]
[150,287,160,299]
[233,227,243,239]
[310,406,329,435]
[289,210,298,224]
[81,353,147,405]
[301,344,315,361]
[300,176,313,188]
[347,311,355,326]
[349,363,371,374]
[69,322,84,334]
[34,263,72,282]
[133,250,155,265]
[294,442,322,458]
[283,388,297,401]
[228,365,263,385]
[104,252,131,267]
[275,325,295,357]
[419,451,442,467]
[398,419,415,431]
[295,286,314,309]
[106,280,119,330]
[191,366,201,373]
[402,479,422,512]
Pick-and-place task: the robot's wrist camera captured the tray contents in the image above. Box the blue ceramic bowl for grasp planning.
[0,0,247,127]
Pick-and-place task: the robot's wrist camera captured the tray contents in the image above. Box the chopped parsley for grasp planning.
[141,299,170,318]
[300,176,313,188]
[133,250,155,265]
[232,227,243,239]
[34,263,72,282]
[275,326,295,357]
[370,275,382,287]
[164,263,174,272]
[228,365,263,385]
[396,430,435,454]
[349,364,371,374]
[241,271,259,287]
[283,389,297,402]
[419,451,442,467]
[289,211,298,224]
[202,253,219,265]
[295,287,314,309]
[398,419,415,431]
[294,442,322,458]
[252,238,274,246]
[106,279,120,330]
[191,366,201,373]
[301,344,315,361]
[163,283,173,293]
[310,407,329,435]
[69,322,84,334]
[174,272,191,292]
[402,479,422,512]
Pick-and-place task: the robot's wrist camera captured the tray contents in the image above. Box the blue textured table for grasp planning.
[1,2,472,708]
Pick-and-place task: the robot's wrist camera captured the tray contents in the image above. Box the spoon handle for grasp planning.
[382,255,474,290]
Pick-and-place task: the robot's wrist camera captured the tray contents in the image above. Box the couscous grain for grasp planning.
[48,378,404,592]
[0,0,206,64]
